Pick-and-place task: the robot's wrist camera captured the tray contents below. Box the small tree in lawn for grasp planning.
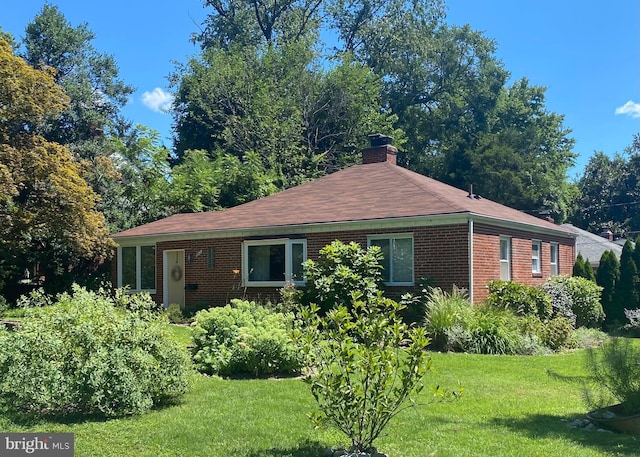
[294,241,456,455]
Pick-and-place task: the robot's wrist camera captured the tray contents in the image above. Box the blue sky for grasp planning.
[2,1,638,178]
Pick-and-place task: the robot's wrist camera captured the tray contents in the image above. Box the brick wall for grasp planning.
[113,222,575,309]
[472,223,575,302]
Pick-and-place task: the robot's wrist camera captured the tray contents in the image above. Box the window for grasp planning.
[550,243,559,276]
[243,239,306,286]
[499,237,511,281]
[118,245,156,291]
[368,234,414,285]
[532,240,541,274]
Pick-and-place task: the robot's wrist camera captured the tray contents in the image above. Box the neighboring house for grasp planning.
[112,135,576,309]
[562,223,623,271]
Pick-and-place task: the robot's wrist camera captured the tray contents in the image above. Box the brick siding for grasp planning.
[113,221,574,310]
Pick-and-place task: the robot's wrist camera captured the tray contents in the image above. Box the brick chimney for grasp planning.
[599,227,614,241]
[362,133,397,165]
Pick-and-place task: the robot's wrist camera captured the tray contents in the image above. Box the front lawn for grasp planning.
[0,349,637,456]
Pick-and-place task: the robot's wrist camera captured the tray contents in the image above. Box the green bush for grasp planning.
[296,292,454,454]
[485,280,552,320]
[463,306,524,355]
[0,294,8,314]
[584,338,640,415]
[540,316,577,351]
[191,299,302,377]
[422,287,473,350]
[0,285,191,418]
[516,314,574,352]
[300,241,384,313]
[543,276,604,328]
[166,303,184,324]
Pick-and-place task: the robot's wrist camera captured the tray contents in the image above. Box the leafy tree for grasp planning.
[168,149,221,213]
[616,240,639,312]
[196,0,323,49]
[21,4,134,144]
[171,41,397,196]
[0,39,113,297]
[188,0,577,218]
[571,139,640,234]
[596,250,620,327]
[104,127,174,231]
[584,260,596,282]
[573,253,589,279]
[294,240,456,454]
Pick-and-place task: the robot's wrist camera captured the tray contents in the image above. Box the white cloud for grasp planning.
[615,100,640,119]
[141,88,174,113]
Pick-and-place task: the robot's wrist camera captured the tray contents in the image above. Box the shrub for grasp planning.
[463,306,524,355]
[597,250,620,327]
[422,286,473,350]
[485,280,552,320]
[543,275,604,328]
[300,241,384,313]
[573,327,609,349]
[584,338,640,415]
[540,316,576,351]
[0,295,8,314]
[191,299,302,377]
[0,285,191,418]
[166,303,185,324]
[295,292,454,454]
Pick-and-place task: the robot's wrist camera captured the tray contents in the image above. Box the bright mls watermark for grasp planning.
[0,433,73,456]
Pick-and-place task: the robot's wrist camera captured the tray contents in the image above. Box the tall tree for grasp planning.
[571,136,640,235]
[196,0,323,49]
[616,239,639,313]
[182,0,577,215]
[0,39,112,298]
[596,250,620,328]
[21,4,134,144]
[171,41,398,194]
[573,253,588,279]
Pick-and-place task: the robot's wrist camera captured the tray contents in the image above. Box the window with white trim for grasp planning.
[118,245,156,291]
[368,234,414,285]
[550,243,559,276]
[500,236,511,280]
[243,239,306,286]
[532,240,542,274]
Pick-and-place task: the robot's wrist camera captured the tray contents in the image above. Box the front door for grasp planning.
[164,250,185,308]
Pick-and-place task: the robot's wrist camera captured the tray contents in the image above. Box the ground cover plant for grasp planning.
[0,285,191,418]
[0,349,637,456]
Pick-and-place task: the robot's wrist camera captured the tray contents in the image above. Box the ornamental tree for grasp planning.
[0,38,112,297]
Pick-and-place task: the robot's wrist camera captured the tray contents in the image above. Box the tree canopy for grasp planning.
[0,38,112,296]
[174,0,577,219]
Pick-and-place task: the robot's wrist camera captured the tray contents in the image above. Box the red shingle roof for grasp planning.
[113,162,571,238]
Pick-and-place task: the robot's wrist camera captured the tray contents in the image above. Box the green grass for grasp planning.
[0,348,638,456]
[168,323,193,347]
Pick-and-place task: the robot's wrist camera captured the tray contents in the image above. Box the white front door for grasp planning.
[164,250,185,308]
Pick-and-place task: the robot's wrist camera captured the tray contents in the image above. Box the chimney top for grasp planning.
[362,134,397,165]
[368,133,393,147]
